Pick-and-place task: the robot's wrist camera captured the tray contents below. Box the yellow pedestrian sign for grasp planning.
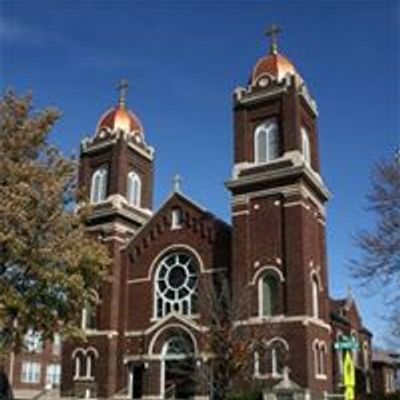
[344,350,355,400]
[345,386,355,400]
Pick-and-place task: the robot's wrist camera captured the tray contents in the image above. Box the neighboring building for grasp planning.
[372,350,400,397]
[60,32,372,399]
[330,293,373,398]
[4,331,61,396]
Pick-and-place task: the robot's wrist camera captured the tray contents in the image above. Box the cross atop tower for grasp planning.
[117,78,129,107]
[172,174,183,193]
[265,24,281,55]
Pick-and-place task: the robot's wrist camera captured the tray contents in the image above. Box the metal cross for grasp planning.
[117,78,129,106]
[173,174,182,192]
[265,24,281,54]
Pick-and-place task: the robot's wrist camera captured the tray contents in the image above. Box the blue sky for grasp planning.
[1,0,399,346]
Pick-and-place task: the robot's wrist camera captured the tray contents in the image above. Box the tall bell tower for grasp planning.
[226,28,333,397]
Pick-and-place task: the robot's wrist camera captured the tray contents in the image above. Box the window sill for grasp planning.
[254,373,283,380]
[73,376,95,382]
[315,374,327,380]
[151,313,200,322]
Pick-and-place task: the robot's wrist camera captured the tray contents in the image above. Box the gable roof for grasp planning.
[123,190,230,254]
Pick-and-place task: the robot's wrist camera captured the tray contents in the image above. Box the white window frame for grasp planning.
[311,276,320,319]
[21,361,41,383]
[301,127,311,165]
[90,167,108,204]
[259,274,279,318]
[73,348,98,380]
[254,119,279,164]
[127,171,141,207]
[53,333,61,356]
[46,363,61,387]
[171,208,183,230]
[154,252,199,319]
[74,350,84,379]
[314,340,327,380]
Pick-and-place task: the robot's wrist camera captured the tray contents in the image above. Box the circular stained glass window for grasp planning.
[155,252,198,318]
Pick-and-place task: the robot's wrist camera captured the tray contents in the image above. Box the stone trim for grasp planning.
[84,330,119,338]
[234,316,332,332]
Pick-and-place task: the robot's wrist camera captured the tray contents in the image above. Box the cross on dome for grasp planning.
[116,78,129,107]
[265,24,281,55]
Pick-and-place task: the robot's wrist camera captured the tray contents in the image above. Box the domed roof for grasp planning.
[251,51,297,85]
[97,104,143,135]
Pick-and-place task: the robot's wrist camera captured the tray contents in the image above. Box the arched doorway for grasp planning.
[161,335,196,399]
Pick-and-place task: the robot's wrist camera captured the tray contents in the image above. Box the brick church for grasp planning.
[60,31,373,399]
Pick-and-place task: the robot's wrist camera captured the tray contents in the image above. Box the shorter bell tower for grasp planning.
[79,79,154,241]
[61,81,155,399]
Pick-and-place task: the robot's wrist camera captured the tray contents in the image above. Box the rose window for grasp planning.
[155,252,198,318]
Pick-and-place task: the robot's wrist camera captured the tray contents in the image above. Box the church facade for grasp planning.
[60,34,372,400]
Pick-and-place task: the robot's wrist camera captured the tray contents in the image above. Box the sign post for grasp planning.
[334,336,358,400]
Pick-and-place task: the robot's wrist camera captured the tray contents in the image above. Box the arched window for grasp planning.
[301,127,311,165]
[90,168,108,204]
[73,348,98,380]
[313,341,319,376]
[86,350,96,378]
[311,276,320,319]
[163,336,194,358]
[319,343,326,375]
[254,338,288,377]
[271,345,285,376]
[154,252,199,319]
[127,171,141,207]
[313,340,327,377]
[74,350,86,378]
[254,119,279,164]
[260,274,279,317]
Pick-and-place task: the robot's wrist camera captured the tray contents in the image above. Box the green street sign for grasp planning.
[334,341,359,351]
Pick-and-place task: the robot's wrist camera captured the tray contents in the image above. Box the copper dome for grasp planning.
[97,104,143,135]
[251,52,297,85]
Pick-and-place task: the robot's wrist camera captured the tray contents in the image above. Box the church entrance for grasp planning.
[162,335,196,399]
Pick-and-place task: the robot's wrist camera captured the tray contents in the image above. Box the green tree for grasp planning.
[0,91,110,353]
[351,152,400,340]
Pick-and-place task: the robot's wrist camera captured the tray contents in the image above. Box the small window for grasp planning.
[86,350,96,378]
[171,208,183,230]
[301,127,311,165]
[319,343,326,375]
[254,339,287,377]
[127,171,141,207]
[24,329,42,353]
[81,297,98,331]
[46,364,61,387]
[311,276,320,319]
[21,361,41,383]
[363,342,369,371]
[53,333,61,356]
[271,346,285,376]
[254,119,279,164]
[314,340,327,377]
[260,274,279,317]
[74,351,86,378]
[90,167,108,204]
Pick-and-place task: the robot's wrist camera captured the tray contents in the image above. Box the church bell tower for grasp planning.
[226,27,333,396]
[61,81,154,398]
